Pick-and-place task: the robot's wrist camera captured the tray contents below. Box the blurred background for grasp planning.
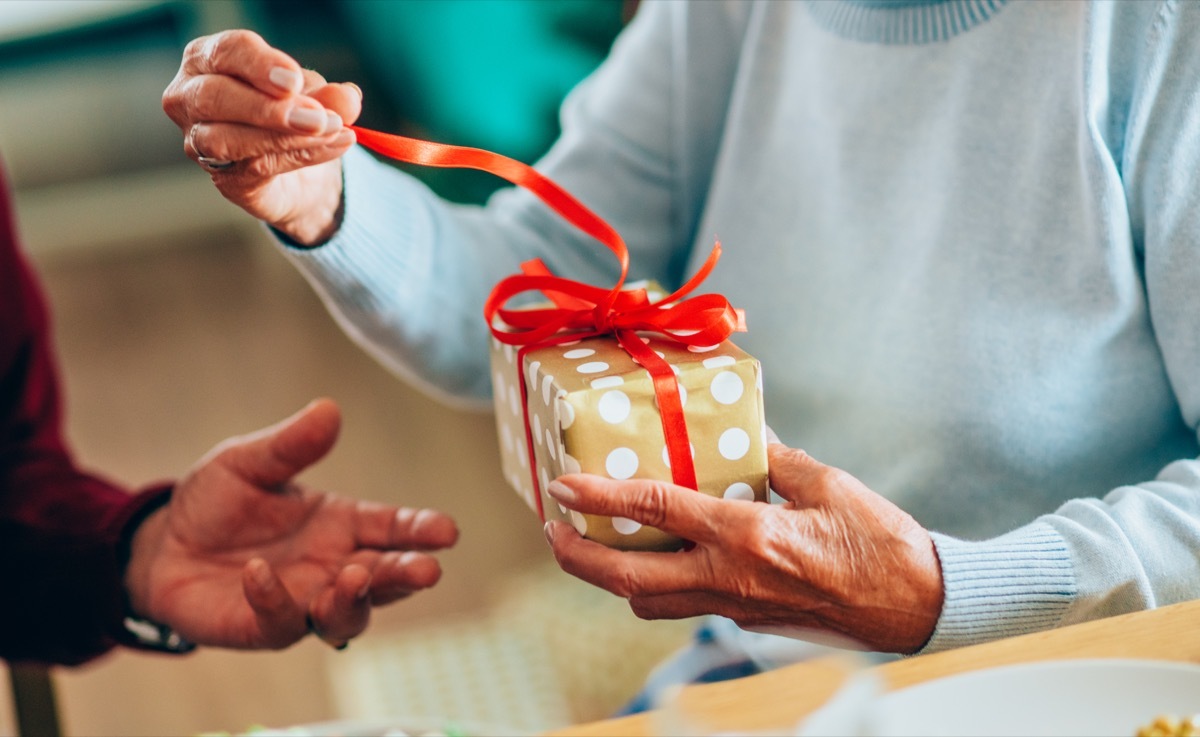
[0,1,695,734]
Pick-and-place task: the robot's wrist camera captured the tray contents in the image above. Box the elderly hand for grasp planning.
[544,443,944,654]
[123,398,459,650]
[162,30,362,245]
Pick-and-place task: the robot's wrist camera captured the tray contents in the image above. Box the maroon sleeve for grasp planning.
[0,162,174,665]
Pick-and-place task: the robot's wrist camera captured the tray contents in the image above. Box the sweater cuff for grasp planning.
[273,146,433,316]
[920,522,1077,654]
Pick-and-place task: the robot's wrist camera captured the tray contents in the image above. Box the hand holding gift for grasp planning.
[543,443,945,655]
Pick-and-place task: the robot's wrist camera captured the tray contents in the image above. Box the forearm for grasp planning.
[0,467,171,665]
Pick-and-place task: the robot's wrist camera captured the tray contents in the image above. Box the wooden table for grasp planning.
[547,599,1200,736]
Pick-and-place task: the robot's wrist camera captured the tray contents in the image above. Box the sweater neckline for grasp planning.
[806,0,1010,45]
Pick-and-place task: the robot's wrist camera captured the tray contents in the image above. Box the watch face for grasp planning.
[122,616,196,653]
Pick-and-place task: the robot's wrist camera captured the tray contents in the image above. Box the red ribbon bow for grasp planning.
[350,126,745,517]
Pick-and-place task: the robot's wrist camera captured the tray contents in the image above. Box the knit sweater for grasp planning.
[0,163,170,664]
[281,0,1200,658]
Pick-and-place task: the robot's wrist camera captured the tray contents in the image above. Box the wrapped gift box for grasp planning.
[490,286,768,550]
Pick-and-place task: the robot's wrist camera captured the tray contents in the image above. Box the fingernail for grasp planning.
[324,110,344,131]
[543,521,557,544]
[356,581,370,600]
[288,107,325,132]
[546,480,576,504]
[345,81,363,100]
[269,66,303,94]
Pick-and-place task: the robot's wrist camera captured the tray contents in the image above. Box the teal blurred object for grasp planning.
[250,0,627,203]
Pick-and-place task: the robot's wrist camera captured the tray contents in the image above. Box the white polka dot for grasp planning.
[533,414,543,446]
[500,423,513,454]
[670,364,682,375]
[562,452,581,474]
[688,344,720,353]
[719,427,751,460]
[493,370,505,395]
[557,397,575,429]
[539,467,550,493]
[569,511,588,535]
[710,371,744,405]
[542,374,555,404]
[545,429,558,460]
[560,339,581,347]
[527,360,541,388]
[563,348,595,360]
[671,329,699,337]
[591,375,624,389]
[504,343,514,364]
[655,350,666,359]
[517,438,528,468]
[724,482,755,501]
[612,517,642,535]
[492,337,502,351]
[577,361,609,374]
[558,503,568,515]
[507,383,520,416]
[757,369,764,392]
[598,390,631,423]
[605,447,639,479]
[662,443,696,468]
[703,356,736,369]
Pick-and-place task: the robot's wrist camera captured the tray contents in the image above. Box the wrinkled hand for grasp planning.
[162,30,362,245]
[544,444,944,654]
[124,398,459,650]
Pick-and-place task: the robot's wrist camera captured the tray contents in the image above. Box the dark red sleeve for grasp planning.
[0,162,173,665]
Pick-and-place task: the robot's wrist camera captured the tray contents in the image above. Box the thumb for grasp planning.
[766,443,833,506]
[220,398,341,488]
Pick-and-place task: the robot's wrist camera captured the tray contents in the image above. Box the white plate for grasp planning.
[870,658,1200,737]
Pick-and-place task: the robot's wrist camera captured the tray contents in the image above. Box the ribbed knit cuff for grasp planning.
[920,521,1077,654]
[274,146,434,319]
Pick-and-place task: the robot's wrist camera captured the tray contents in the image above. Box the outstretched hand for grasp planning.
[544,443,943,654]
[123,398,458,650]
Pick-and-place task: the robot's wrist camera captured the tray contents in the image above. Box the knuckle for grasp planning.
[607,564,640,599]
[182,35,208,60]
[819,466,854,490]
[245,156,274,178]
[207,29,261,64]
[190,81,224,120]
[627,481,674,528]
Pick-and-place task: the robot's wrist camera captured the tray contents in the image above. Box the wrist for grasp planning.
[123,503,169,620]
[272,162,346,247]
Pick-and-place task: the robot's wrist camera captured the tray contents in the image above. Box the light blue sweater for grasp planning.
[281,0,1200,659]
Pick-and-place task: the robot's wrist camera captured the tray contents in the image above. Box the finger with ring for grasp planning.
[305,613,348,651]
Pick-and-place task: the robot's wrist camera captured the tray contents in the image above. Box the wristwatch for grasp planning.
[120,613,196,654]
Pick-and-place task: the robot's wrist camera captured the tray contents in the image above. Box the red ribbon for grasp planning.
[350,126,745,519]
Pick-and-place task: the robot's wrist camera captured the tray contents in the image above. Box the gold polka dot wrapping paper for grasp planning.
[489,283,769,551]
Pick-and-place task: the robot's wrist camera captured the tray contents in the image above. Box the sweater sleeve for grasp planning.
[923,0,1200,654]
[277,0,747,405]
[0,163,172,665]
